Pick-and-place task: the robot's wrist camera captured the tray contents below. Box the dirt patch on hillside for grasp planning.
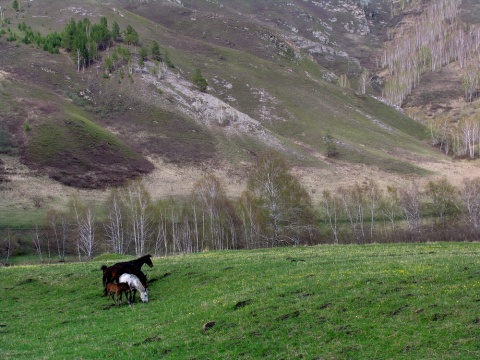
[141,153,480,204]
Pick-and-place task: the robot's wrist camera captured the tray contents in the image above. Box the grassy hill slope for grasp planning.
[1,243,479,359]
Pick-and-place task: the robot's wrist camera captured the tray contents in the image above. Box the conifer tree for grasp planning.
[151,40,161,61]
[192,68,208,92]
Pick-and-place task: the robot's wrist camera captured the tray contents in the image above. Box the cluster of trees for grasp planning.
[12,15,168,75]
[380,0,480,106]
[320,177,471,244]
[0,152,316,262]
[427,115,480,159]
[15,21,62,53]
[11,16,127,71]
[3,152,480,263]
[9,15,180,82]
[62,17,113,72]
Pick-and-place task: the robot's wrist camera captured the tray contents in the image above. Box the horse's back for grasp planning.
[119,273,139,286]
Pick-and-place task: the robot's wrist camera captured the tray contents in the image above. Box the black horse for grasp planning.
[101,254,153,294]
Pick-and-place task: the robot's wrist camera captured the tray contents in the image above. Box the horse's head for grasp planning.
[140,288,149,303]
[145,254,154,268]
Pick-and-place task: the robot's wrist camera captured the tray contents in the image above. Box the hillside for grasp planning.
[2,243,480,358]
[1,0,480,221]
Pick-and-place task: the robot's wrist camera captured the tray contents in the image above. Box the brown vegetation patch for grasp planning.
[142,136,217,165]
[22,146,153,190]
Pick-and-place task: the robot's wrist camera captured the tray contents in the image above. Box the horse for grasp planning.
[106,282,131,306]
[101,254,153,294]
[119,273,149,303]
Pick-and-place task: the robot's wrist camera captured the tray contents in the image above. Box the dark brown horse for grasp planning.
[106,282,131,306]
[101,254,153,294]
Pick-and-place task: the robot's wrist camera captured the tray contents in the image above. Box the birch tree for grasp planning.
[78,206,96,260]
[192,175,237,250]
[398,182,422,239]
[1,229,16,264]
[237,190,262,249]
[104,188,126,254]
[153,200,170,257]
[32,225,43,262]
[124,180,152,256]
[46,209,69,262]
[70,196,97,260]
[247,150,315,246]
[321,190,340,244]
[381,185,400,233]
[425,178,458,230]
[365,179,382,242]
[338,183,366,243]
[460,177,480,230]
[463,67,479,102]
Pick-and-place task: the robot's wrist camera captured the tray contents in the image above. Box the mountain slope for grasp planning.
[1,0,477,219]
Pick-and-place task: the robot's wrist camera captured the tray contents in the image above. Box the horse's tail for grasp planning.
[101,265,109,295]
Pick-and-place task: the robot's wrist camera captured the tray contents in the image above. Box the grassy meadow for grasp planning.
[1,242,479,359]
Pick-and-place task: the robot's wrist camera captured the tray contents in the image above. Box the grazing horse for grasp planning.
[101,254,153,294]
[119,273,149,303]
[106,282,131,306]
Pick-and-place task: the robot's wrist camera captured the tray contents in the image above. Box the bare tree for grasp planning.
[32,225,43,262]
[171,205,180,255]
[192,174,237,250]
[338,183,366,243]
[381,185,400,233]
[459,116,479,159]
[1,229,14,264]
[124,180,152,256]
[46,209,69,262]
[247,150,315,246]
[153,201,169,257]
[463,67,479,102]
[399,182,422,239]
[425,178,459,230]
[237,191,262,249]
[321,190,340,244]
[338,74,349,88]
[78,206,96,260]
[365,180,383,242]
[70,195,97,260]
[191,201,200,253]
[359,70,370,95]
[460,177,480,230]
[104,189,126,254]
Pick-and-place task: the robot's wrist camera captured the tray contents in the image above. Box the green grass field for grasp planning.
[1,243,479,359]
